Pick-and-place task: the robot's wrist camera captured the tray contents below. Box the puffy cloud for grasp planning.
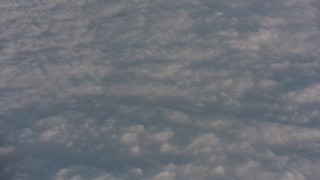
[1,0,320,179]
[53,165,120,180]
[287,84,320,104]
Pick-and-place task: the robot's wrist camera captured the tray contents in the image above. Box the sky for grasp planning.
[0,0,320,179]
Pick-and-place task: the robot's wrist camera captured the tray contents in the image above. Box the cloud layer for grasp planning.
[1,0,320,179]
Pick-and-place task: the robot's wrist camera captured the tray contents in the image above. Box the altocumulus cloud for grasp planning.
[0,0,320,179]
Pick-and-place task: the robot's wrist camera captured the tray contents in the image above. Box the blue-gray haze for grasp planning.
[1,0,320,179]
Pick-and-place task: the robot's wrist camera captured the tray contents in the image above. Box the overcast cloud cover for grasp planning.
[1,0,320,179]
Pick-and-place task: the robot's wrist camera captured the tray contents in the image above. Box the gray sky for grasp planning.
[1,0,320,179]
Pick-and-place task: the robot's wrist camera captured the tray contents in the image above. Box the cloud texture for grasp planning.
[1,0,320,179]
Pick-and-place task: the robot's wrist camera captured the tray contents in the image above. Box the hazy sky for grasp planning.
[1,0,320,179]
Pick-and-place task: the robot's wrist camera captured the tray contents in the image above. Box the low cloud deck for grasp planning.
[0,0,320,179]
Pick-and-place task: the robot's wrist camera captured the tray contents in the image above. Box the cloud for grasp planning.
[287,84,320,104]
[0,146,15,156]
[53,165,120,180]
[1,0,320,179]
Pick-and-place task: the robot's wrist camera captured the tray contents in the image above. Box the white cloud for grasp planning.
[229,29,279,51]
[53,165,120,180]
[186,133,220,155]
[1,0,320,179]
[150,129,174,142]
[237,123,320,147]
[287,84,320,104]
[151,171,176,180]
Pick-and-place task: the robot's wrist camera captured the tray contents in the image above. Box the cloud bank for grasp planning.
[1,0,320,179]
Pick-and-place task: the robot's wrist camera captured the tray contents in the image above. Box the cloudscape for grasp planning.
[1,0,320,179]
